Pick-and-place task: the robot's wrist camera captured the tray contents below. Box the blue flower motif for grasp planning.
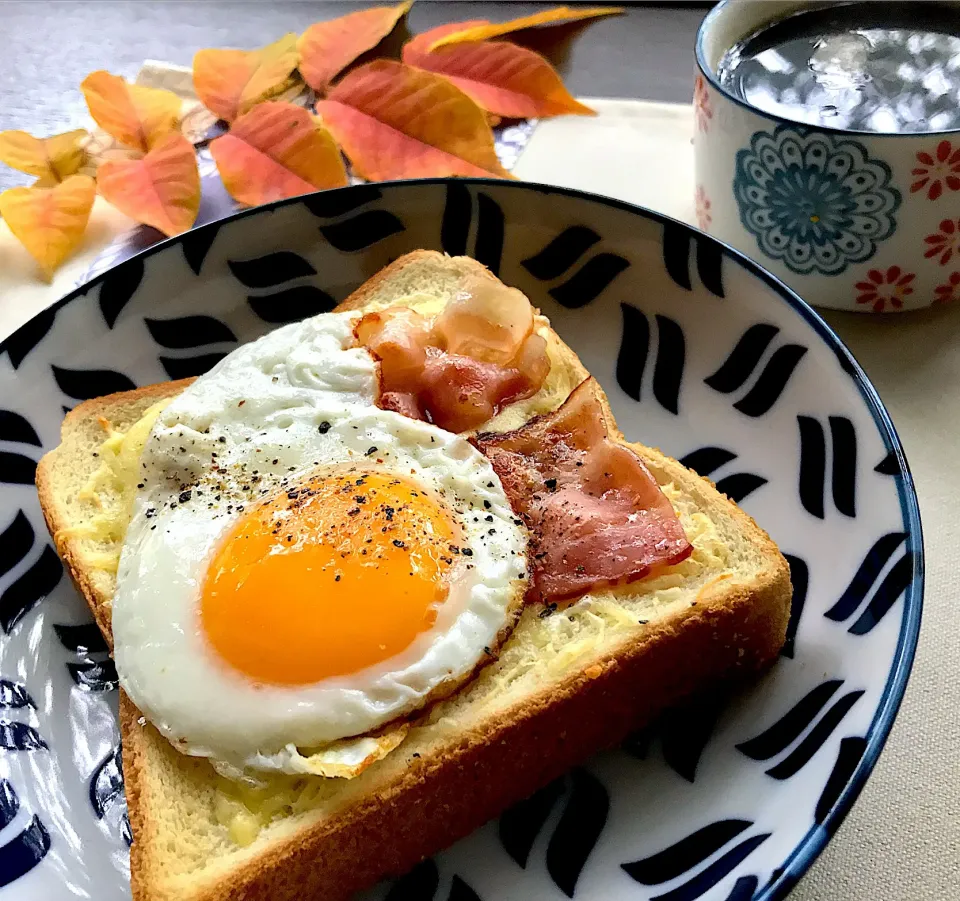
[734,125,901,276]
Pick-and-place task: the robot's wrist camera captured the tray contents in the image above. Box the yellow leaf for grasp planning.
[96,133,200,236]
[0,129,88,186]
[81,71,182,152]
[0,175,96,280]
[193,33,301,123]
[428,6,623,50]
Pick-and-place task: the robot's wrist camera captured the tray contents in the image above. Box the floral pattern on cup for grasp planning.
[694,74,712,134]
[855,265,916,312]
[695,185,712,231]
[935,272,960,304]
[910,140,960,201]
[734,125,901,277]
[923,218,960,266]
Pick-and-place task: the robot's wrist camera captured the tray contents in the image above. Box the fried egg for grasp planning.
[112,311,528,777]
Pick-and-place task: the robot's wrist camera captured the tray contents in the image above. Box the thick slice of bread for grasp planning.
[36,252,791,901]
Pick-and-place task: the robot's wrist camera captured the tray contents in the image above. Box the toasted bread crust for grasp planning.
[332,249,505,314]
[37,251,792,901]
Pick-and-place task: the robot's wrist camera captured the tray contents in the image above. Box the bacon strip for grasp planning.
[474,378,693,603]
[355,275,550,433]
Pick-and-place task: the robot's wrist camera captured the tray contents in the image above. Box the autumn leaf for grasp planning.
[298,1,413,94]
[0,129,89,187]
[210,101,347,206]
[316,61,511,181]
[96,132,200,236]
[193,33,300,123]
[81,71,181,152]
[0,175,96,279]
[404,25,592,118]
[428,6,623,50]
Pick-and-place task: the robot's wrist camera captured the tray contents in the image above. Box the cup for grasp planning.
[694,0,960,312]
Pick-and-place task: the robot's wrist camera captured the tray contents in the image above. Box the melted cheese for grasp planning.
[57,399,172,574]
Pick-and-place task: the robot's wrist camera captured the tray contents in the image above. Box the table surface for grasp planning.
[3,4,942,901]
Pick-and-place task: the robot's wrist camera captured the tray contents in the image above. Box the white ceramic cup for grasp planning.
[694,0,960,312]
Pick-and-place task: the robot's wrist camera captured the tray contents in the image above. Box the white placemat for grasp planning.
[0,97,955,900]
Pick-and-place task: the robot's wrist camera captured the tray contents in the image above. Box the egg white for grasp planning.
[111,310,528,775]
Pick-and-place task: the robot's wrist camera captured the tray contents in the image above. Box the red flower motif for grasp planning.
[855,266,916,313]
[923,218,960,265]
[910,140,960,201]
[695,184,712,231]
[934,271,960,304]
[693,74,712,134]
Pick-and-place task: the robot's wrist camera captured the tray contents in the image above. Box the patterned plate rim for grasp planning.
[0,178,924,901]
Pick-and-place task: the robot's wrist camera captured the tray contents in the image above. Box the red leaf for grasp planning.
[210,101,348,206]
[96,133,200,236]
[403,25,593,118]
[316,61,512,181]
[298,2,413,94]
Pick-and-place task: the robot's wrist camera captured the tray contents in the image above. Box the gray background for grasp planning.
[0,1,711,190]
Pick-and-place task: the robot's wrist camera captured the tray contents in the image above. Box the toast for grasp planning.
[36,251,792,901]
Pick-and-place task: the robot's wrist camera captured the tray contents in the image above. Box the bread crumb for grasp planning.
[584,664,603,680]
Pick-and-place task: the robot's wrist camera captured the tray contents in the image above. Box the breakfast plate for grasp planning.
[0,180,922,901]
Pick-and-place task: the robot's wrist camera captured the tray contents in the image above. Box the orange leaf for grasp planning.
[193,34,300,123]
[0,129,88,186]
[404,25,593,118]
[316,61,511,181]
[428,6,623,50]
[0,175,96,279]
[96,132,200,236]
[81,71,181,152]
[298,1,413,94]
[210,101,347,206]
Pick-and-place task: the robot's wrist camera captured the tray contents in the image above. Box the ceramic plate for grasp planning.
[0,180,922,901]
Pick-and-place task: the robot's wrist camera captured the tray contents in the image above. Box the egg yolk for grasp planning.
[200,471,460,686]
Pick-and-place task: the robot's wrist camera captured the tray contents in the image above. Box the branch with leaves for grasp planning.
[0,3,621,281]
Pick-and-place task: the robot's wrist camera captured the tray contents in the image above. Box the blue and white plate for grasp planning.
[0,180,922,901]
